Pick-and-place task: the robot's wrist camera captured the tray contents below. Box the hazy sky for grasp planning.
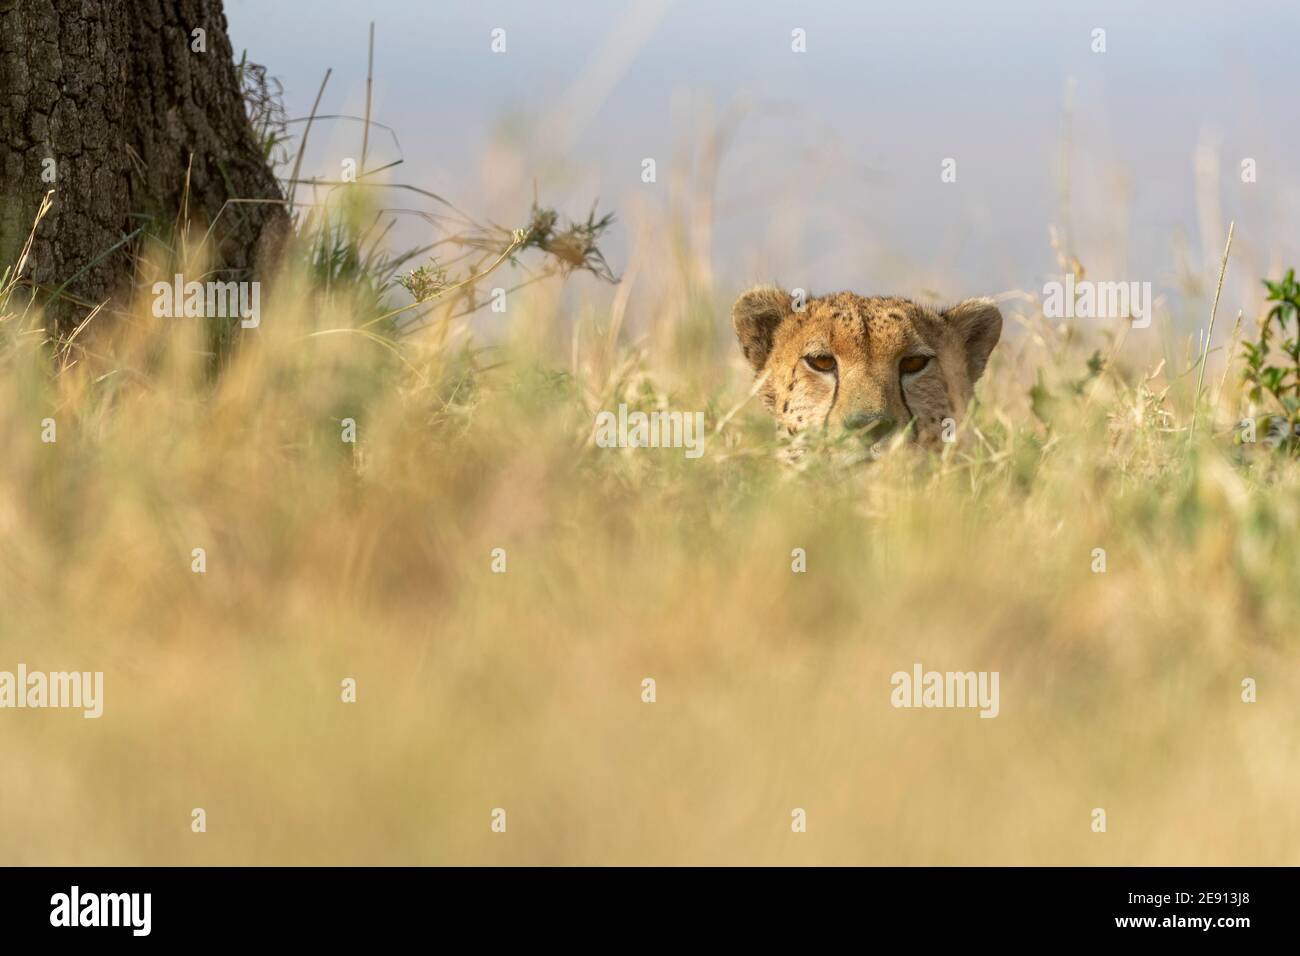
[226,0,1300,330]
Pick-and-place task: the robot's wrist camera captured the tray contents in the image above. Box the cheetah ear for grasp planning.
[942,297,1002,382]
[732,286,793,373]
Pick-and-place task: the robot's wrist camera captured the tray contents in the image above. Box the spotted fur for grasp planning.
[731,287,1002,449]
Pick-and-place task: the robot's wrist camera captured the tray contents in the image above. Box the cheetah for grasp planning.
[731,287,1002,450]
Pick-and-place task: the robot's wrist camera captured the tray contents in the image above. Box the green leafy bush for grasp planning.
[1242,268,1300,449]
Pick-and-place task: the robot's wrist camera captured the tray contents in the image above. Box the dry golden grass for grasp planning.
[1,182,1298,866]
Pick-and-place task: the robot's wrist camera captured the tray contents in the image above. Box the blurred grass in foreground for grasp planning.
[1,186,1299,866]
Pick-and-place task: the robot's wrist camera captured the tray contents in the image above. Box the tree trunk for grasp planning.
[0,0,286,333]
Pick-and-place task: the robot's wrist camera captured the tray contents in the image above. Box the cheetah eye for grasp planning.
[899,355,930,375]
[804,353,837,374]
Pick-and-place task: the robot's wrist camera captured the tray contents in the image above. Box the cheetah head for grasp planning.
[731,287,1002,450]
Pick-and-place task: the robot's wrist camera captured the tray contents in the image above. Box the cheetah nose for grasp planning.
[843,412,895,436]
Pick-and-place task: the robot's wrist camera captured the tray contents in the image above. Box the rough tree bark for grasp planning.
[0,0,286,332]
